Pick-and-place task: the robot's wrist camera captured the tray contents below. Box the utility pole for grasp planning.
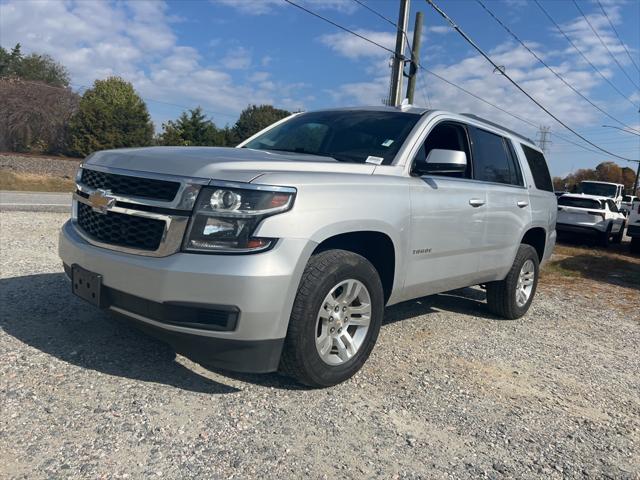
[406,11,424,104]
[536,126,552,155]
[388,0,411,106]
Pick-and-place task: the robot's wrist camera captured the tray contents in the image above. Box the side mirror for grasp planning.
[414,149,467,175]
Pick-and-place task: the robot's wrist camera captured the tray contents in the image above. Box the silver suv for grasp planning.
[59,106,557,387]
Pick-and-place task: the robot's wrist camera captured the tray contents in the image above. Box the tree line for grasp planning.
[552,161,637,194]
[0,44,291,157]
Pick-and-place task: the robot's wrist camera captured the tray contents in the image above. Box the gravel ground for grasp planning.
[0,153,81,178]
[1,211,639,479]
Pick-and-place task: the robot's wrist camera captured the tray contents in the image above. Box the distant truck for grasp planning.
[627,199,640,253]
[578,181,624,209]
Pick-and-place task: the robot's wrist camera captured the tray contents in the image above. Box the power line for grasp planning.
[476,0,639,132]
[283,0,395,55]
[533,0,638,111]
[572,0,640,91]
[344,1,638,157]
[280,0,635,161]
[424,0,638,162]
[596,0,640,74]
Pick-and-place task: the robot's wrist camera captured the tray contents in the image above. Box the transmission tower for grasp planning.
[536,126,552,155]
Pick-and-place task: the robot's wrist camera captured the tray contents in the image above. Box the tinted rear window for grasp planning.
[521,144,553,192]
[558,197,604,209]
[470,128,522,186]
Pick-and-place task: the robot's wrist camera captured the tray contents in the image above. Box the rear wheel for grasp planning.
[486,244,539,320]
[612,222,625,244]
[279,249,384,387]
[600,223,612,248]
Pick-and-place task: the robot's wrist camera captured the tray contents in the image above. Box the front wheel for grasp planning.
[486,244,539,319]
[631,236,640,254]
[279,249,384,387]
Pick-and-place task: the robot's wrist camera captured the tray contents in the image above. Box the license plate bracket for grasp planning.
[71,264,105,308]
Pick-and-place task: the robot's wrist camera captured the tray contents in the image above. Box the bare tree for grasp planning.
[0,77,79,154]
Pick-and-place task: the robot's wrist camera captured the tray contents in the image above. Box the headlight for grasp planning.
[182,183,296,253]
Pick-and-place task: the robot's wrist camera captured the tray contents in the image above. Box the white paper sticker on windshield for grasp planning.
[381,139,394,147]
[365,156,384,165]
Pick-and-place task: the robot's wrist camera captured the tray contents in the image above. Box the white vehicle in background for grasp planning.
[578,181,624,209]
[627,199,640,254]
[621,195,638,215]
[557,194,626,247]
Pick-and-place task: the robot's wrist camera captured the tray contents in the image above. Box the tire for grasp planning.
[612,222,625,244]
[486,244,539,320]
[631,236,640,254]
[279,249,384,387]
[600,223,612,248]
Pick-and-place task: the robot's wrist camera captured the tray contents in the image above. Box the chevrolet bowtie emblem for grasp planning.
[88,189,116,214]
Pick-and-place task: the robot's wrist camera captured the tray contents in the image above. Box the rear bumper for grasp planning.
[59,220,316,372]
[556,223,605,236]
[627,224,640,237]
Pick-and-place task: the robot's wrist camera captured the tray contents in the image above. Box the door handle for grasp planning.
[517,201,529,208]
[469,198,485,207]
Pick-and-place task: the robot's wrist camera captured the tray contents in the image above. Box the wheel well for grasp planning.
[313,231,395,303]
[521,227,546,261]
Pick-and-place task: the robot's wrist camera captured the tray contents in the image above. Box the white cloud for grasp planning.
[212,0,357,15]
[427,26,451,35]
[320,30,395,59]
[0,0,309,124]
[221,46,252,70]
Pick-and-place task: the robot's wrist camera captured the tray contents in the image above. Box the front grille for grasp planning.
[81,169,180,202]
[77,202,165,251]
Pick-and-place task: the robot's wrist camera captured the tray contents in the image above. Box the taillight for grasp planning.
[587,210,606,220]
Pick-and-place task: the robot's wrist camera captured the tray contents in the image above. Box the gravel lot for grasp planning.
[0,153,80,178]
[1,211,639,479]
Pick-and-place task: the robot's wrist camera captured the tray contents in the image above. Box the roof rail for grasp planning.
[460,113,536,145]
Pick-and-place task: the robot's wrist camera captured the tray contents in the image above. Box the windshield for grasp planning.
[243,110,421,164]
[558,197,604,209]
[579,182,617,198]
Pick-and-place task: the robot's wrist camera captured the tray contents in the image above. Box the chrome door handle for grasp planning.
[469,198,485,207]
[517,201,529,208]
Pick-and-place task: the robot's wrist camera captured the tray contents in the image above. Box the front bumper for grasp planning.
[59,220,315,372]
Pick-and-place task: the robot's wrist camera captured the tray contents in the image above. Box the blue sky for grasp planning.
[1,0,639,176]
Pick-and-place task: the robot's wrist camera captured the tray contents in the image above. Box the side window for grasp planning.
[608,200,619,213]
[415,122,472,178]
[521,144,554,192]
[469,127,519,185]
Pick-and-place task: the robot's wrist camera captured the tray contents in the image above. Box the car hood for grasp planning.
[84,146,376,183]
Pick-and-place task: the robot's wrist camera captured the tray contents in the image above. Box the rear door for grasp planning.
[467,127,531,280]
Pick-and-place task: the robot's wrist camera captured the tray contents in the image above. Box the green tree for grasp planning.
[158,107,225,146]
[66,77,153,157]
[228,104,290,145]
[0,43,70,87]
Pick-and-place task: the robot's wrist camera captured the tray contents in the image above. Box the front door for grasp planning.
[403,121,486,300]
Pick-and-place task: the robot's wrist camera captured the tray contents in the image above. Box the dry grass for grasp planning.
[0,170,75,192]
[541,242,640,318]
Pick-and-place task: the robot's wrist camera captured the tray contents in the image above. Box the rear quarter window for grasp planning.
[521,144,553,192]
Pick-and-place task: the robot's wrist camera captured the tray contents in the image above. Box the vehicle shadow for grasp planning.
[383,286,498,324]
[0,272,239,394]
[0,273,501,392]
[551,254,640,290]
